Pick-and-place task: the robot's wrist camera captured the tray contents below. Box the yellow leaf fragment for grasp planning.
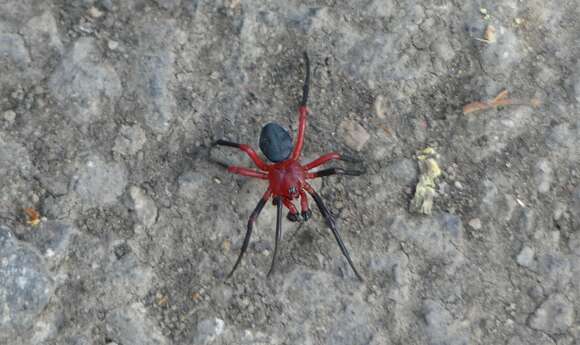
[411,147,442,215]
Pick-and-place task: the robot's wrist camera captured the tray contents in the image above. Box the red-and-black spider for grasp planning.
[214,52,365,281]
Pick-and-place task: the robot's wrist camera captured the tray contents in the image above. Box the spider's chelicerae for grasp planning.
[214,52,365,281]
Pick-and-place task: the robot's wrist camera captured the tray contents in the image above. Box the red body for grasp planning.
[225,106,342,214]
[268,160,305,199]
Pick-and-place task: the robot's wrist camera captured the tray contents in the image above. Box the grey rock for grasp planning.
[466,107,534,162]
[431,36,456,62]
[467,218,482,230]
[480,27,524,77]
[194,318,225,345]
[49,38,122,124]
[178,170,208,200]
[546,121,580,160]
[209,144,250,168]
[516,208,535,235]
[22,11,64,64]
[0,134,31,176]
[154,0,181,10]
[369,251,410,303]
[572,186,580,225]
[387,213,464,273]
[2,109,16,124]
[103,254,154,308]
[99,0,114,11]
[534,159,553,194]
[304,2,428,82]
[422,299,469,345]
[479,178,517,222]
[338,119,370,151]
[130,21,176,133]
[113,125,147,156]
[568,231,580,257]
[74,155,127,207]
[140,51,175,132]
[0,226,54,342]
[536,254,571,292]
[28,221,75,269]
[326,304,373,345]
[129,186,158,227]
[0,33,31,65]
[386,158,417,186]
[106,303,169,345]
[278,270,372,345]
[516,246,535,268]
[529,294,574,335]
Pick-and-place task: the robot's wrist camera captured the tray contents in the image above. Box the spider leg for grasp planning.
[227,166,268,179]
[290,52,311,160]
[306,167,365,179]
[304,152,364,171]
[304,183,364,281]
[213,139,269,171]
[267,196,283,278]
[227,188,272,279]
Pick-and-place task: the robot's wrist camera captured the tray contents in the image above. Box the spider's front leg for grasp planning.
[304,152,365,171]
[213,139,269,171]
[290,52,310,161]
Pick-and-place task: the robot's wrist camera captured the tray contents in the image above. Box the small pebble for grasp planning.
[107,40,119,50]
[516,246,534,268]
[468,218,482,230]
[3,110,16,124]
[88,6,104,18]
[339,119,370,151]
[99,0,114,11]
[374,95,385,119]
[529,294,574,334]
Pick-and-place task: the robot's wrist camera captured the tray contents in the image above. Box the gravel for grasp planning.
[528,294,575,335]
[1,0,579,344]
[0,226,54,343]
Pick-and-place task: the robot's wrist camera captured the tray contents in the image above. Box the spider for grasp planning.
[213,52,365,281]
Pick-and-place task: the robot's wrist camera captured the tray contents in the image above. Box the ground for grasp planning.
[1,0,579,344]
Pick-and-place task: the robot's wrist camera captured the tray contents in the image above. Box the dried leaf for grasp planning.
[463,90,541,115]
[24,207,41,226]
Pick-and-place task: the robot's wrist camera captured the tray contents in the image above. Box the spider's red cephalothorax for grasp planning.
[214,52,365,281]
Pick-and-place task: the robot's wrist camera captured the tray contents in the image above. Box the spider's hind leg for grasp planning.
[267,196,284,277]
[227,189,272,279]
[303,183,364,281]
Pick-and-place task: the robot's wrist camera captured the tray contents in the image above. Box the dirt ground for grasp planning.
[1,0,580,344]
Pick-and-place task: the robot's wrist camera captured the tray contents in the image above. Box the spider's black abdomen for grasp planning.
[259,122,293,162]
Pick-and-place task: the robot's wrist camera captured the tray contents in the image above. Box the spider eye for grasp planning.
[289,186,297,195]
